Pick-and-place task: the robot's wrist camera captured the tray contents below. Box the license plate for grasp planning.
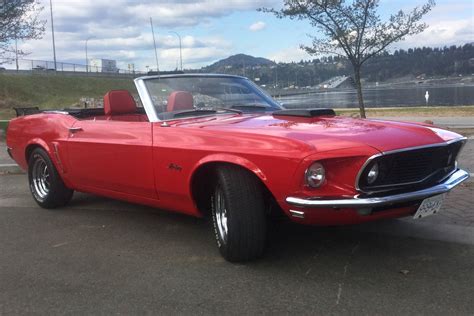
[413,194,446,219]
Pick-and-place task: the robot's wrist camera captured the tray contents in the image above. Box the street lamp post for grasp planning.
[85,36,95,73]
[169,31,183,71]
[49,0,57,71]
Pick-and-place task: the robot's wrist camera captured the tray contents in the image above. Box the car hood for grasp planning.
[173,113,461,153]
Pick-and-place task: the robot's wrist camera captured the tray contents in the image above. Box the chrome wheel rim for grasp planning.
[215,188,228,243]
[31,156,50,200]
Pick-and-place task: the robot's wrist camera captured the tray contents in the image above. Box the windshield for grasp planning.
[143,76,282,120]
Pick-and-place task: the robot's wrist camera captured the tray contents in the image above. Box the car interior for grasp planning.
[63,89,148,122]
[79,89,198,122]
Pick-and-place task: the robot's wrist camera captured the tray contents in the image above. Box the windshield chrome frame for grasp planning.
[134,77,159,122]
[134,74,281,123]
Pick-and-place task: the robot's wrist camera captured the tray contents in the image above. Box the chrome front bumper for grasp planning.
[286,169,470,208]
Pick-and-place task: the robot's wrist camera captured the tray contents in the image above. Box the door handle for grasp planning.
[69,127,83,133]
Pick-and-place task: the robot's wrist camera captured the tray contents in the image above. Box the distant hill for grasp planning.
[198,44,474,87]
[202,54,275,72]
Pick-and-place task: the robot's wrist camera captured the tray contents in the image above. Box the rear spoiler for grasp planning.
[14,107,41,117]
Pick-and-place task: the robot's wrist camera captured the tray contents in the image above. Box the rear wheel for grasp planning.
[28,148,73,209]
[211,165,266,262]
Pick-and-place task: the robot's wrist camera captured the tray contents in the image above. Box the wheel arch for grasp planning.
[25,139,52,163]
[189,155,280,217]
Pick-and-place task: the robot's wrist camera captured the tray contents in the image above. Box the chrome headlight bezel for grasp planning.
[367,162,379,185]
[305,162,326,188]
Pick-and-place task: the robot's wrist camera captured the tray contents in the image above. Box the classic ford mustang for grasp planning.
[6,74,469,261]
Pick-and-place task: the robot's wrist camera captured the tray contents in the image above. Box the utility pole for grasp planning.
[15,36,19,72]
[150,17,160,73]
[49,0,57,71]
[169,31,183,71]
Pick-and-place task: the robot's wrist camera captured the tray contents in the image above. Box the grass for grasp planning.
[336,106,474,117]
[0,73,135,119]
[0,121,7,138]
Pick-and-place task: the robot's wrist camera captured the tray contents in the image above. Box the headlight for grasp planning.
[305,162,325,188]
[367,163,379,184]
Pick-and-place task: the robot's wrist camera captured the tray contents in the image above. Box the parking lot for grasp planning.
[1,172,474,315]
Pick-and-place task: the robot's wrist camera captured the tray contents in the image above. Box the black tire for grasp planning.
[28,148,73,209]
[211,165,266,262]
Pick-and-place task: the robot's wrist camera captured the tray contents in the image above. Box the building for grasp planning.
[89,58,118,73]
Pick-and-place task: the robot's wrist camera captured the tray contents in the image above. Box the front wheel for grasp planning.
[28,148,73,209]
[211,165,266,262]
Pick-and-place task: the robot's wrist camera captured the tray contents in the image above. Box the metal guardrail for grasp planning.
[0,58,146,76]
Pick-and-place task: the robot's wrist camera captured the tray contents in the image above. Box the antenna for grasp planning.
[150,17,160,73]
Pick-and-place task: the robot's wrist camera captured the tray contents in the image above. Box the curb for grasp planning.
[0,164,24,174]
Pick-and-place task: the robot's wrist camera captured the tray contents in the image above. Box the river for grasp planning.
[275,84,474,109]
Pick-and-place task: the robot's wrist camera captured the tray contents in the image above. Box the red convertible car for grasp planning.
[6,74,469,261]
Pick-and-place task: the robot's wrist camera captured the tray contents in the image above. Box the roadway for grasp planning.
[1,173,473,314]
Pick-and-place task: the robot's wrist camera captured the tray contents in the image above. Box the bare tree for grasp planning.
[262,0,435,118]
[0,0,45,62]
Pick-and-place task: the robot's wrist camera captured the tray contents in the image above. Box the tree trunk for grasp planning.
[354,68,366,118]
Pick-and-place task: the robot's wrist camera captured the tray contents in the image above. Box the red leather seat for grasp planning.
[104,90,137,115]
[167,91,194,112]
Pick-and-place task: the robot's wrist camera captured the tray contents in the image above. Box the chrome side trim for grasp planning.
[134,78,159,123]
[43,110,70,115]
[287,169,469,208]
[289,210,305,219]
[355,137,467,193]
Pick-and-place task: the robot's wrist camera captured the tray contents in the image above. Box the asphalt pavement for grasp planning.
[1,120,474,314]
[1,174,474,315]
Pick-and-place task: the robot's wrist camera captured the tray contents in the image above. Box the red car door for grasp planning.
[66,119,156,199]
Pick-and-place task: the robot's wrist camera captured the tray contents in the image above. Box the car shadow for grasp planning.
[64,192,460,265]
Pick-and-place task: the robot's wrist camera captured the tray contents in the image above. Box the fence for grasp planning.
[0,58,146,77]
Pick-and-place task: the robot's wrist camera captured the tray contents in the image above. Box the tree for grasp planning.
[262,0,435,118]
[0,0,45,62]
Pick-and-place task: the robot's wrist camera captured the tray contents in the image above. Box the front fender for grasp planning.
[190,153,268,184]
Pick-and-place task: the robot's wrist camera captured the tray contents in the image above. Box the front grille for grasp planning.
[358,140,465,193]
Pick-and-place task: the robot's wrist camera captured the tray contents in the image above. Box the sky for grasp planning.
[13,0,474,71]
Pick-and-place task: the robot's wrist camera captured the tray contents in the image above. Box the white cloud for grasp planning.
[13,0,276,70]
[18,32,232,70]
[382,1,474,50]
[249,21,266,32]
[268,46,312,63]
[393,18,474,49]
[47,0,279,30]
